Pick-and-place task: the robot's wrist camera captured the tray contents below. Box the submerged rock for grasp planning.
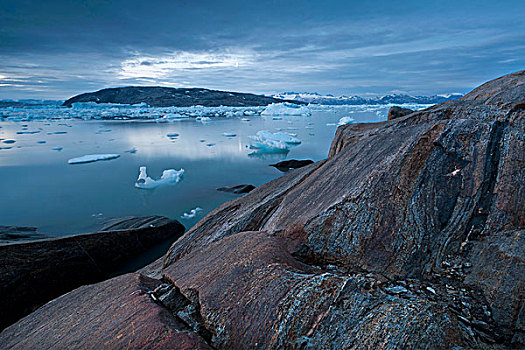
[2,70,524,349]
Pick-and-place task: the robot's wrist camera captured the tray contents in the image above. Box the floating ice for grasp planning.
[167,133,179,138]
[51,131,67,134]
[37,140,47,144]
[134,166,184,189]
[96,129,112,133]
[206,143,216,147]
[249,130,301,153]
[125,147,137,153]
[68,154,120,164]
[17,131,40,134]
[181,207,202,219]
[52,147,63,151]
[2,140,16,144]
[338,117,354,126]
[261,103,310,116]
[241,118,251,121]
[222,132,236,137]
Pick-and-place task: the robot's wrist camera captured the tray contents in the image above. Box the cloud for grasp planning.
[118,50,255,79]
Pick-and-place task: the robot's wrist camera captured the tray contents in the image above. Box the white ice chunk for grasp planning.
[222,132,237,137]
[181,207,202,219]
[249,130,301,153]
[338,117,354,126]
[134,166,184,189]
[261,103,310,116]
[52,147,63,151]
[241,118,251,121]
[68,154,120,164]
[167,133,180,138]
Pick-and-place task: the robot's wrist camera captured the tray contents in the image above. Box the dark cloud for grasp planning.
[0,0,524,99]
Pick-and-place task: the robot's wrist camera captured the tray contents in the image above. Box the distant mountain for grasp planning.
[63,87,305,107]
[272,92,464,105]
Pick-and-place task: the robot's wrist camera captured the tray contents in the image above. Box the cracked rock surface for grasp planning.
[1,71,524,349]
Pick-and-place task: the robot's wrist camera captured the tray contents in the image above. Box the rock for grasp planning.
[217,184,256,194]
[63,87,305,108]
[0,226,51,244]
[387,106,415,120]
[2,70,524,349]
[269,159,314,171]
[0,273,212,349]
[0,216,185,331]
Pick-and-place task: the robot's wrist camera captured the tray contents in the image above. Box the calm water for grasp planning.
[0,105,421,236]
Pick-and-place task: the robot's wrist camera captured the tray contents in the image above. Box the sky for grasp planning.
[0,0,523,100]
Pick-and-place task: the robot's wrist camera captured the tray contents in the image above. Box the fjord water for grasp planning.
[0,105,418,236]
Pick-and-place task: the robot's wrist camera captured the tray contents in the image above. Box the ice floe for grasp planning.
[51,147,63,151]
[134,166,184,189]
[68,154,120,164]
[249,130,301,153]
[338,117,354,126]
[16,131,40,134]
[222,132,236,137]
[261,103,311,116]
[181,207,202,219]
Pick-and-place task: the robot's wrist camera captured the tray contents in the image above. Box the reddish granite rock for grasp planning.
[0,273,211,349]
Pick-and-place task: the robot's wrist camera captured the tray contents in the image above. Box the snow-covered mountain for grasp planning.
[272,92,464,105]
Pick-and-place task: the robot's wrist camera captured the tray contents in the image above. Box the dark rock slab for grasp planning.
[387,106,414,120]
[0,216,185,331]
[216,184,255,194]
[63,86,305,108]
[269,159,314,171]
[0,273,212,349]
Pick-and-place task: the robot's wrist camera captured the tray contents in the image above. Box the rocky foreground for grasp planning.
[1,71,524,349]
[62,87,303,107]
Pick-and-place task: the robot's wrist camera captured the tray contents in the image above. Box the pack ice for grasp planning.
[249,130,301,153]
[68,154,120,164]
[135,166,184,189]
[261,103,310,116]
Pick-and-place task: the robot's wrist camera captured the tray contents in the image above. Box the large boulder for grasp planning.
[2,71,524,349]
[387,105,414,120]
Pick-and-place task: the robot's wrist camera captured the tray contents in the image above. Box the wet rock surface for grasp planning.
[0,226,51,244]
[2,71,524,349]
[0,216,185,331]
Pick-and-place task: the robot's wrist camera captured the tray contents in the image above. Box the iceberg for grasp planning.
[134,166,184,189]
[181,207,202,219]
[261,103,310,116]
[222,132,237,137]
[68,154,120,164]
[338,117,354,126]
[249,130,301,153]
